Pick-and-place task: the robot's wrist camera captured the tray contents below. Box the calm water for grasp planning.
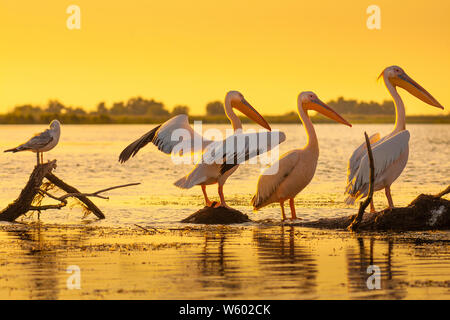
[0,225,448,299]
[0,124,448,300]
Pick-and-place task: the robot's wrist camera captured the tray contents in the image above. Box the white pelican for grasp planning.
[4,119,61,165]
[345,66,444,211]
[251,92,352,220]
[119,91,285,208]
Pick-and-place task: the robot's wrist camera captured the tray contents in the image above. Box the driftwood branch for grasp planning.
[348,132,375,231]
[29,204,65,211]
[435,186,450,198]
[49,183,140,202]
[0,160,139,222]
[32,183,140,213]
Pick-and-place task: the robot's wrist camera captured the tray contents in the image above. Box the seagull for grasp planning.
[4,120,61,165]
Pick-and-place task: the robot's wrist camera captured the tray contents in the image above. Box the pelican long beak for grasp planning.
[310,99,352,127]
[393,73,444,109]
[232,98,271,131]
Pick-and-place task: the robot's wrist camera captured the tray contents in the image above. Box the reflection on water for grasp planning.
[345,237,408,299]
[194,230,244,297]
[0,225,448,299]
[253,226,317,298]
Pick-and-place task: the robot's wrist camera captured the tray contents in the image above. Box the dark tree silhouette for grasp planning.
[110,101,126,115]
[172,105,189,116]
[13,104,42,115]
[46,100,66,114]
[206,101,225,116]
[96,102,108,115]
[122,97,169,117]
[328,97,395,115]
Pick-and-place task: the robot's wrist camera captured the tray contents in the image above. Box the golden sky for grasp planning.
[0,0,449,115]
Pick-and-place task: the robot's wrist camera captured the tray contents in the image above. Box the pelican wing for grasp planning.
[200,131,286,174]
[345,130,410,202]
[119,114,212,163]
[346,132,381,184]
[251,150,300,209]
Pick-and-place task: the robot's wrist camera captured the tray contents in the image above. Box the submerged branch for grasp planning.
[348,132,375,231]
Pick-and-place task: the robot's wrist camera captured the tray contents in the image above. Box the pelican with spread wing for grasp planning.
[345,66,444,211]
[252,92,352,220]
[4,120,61,165]
[119,91,285,208]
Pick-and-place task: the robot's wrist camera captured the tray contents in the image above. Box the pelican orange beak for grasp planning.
[309,98,352,127]
[232,98,272,131]
[392,73,444,109]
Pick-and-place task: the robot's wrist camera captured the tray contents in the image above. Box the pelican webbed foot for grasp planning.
[213,202,232,210]
[205,201,218,208]
[282,217,303,224]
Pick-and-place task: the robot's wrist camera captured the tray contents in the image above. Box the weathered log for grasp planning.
[181,202,251,224]
[0,161,57,221]
[299,186,450,231]
[0,160,139,222]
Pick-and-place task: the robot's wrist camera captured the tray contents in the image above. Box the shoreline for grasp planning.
[0,115,448,125]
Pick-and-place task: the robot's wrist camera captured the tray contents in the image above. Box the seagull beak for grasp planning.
[310,98,352,127]
[393,73,444,109]
[232,98,272,131]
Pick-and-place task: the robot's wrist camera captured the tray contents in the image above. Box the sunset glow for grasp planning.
[1,0,449,115]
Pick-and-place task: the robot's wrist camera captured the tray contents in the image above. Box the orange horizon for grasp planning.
[1,0,448,116]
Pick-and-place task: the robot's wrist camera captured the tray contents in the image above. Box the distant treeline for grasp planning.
[0,96,448,124]
[328,97,395,115]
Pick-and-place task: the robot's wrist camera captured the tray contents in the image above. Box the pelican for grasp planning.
[251,92,352,220]
[119,91,285,208]
[4,119,61,165]
[345,66,444,211]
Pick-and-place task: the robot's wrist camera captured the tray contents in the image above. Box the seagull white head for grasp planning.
[225,91,271,131]
[50,119,61,130]
[379,65,444,110]
[298,91,352,127]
